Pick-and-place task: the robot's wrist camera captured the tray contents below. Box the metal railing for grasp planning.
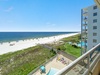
[54,43,100,75]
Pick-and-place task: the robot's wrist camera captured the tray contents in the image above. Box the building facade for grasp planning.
[81,5,100,54]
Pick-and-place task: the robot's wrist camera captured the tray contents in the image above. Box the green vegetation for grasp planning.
[56,43,81,57]
[59,34,81,57]
[0,45,56,75]
[48,34,81,58]
[64,43,81,57]
[62,34,81,43]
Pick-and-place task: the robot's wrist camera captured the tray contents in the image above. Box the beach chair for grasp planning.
[40,65,46,74]
[60,57,64,62]
[63,60,67,65]
[57,57,60,61]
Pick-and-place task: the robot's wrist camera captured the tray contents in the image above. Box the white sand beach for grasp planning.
[0,33,79,55]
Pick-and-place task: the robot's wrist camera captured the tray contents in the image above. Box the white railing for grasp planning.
[54,43,100,75]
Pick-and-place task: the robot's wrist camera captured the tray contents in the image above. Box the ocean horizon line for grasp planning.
[0,31,80,32]
[0,32,78,43]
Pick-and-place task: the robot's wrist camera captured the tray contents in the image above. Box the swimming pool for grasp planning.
[47,68,59,75]
[77,42,87,47]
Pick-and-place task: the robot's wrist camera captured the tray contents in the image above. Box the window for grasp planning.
[93,19,97,23]
[93,33,97,36]
[93,6,97,9]
[93,12,97,16]
[93,39,97,43]
[93,26,97,29]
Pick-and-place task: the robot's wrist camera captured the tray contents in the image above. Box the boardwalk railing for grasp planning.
[54,43,100,75]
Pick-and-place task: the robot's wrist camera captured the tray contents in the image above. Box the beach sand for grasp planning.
[0,33,79,55]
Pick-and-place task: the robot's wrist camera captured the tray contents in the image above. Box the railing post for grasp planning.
[87,54,90,75]
[81,9,83,55]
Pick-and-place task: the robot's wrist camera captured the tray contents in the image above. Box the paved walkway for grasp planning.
[33,54,72,75]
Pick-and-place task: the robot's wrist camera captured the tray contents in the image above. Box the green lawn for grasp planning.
[0,45,55,75]
[64,43,81,57]
[55,43,81,58]
[60,34,81,57]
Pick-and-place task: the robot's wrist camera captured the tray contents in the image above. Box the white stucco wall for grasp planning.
[82,5,100,50]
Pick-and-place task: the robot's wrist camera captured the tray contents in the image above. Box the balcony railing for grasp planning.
[81,38,87,41]
[82,31,87,35]
[83,13,88,16]
[82,29,88,32]
[83,12,88,14]
[83,24,87,26]
[54,43,100,75]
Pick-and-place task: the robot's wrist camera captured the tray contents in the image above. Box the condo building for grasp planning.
[81,5,100,54]
[54,4,100,75]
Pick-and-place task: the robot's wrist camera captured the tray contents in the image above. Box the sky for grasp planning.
[0,0,95,32]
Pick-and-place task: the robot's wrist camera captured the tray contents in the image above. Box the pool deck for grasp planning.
[33,54,72,75]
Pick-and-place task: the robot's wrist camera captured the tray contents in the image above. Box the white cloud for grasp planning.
[46,22,56,27]
[4,6,13,12]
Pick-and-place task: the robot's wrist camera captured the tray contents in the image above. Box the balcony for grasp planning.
[54,43,100,75]
[82,31,88,35]
[83,8,88,11]
[83,21,88,25]
[83,13,88,16]
[82,37,87,40]
[81,32,87,37]
[83,17,88,22]
[83,9,88,16]
[82,29,87,32]
[83,24,87,26]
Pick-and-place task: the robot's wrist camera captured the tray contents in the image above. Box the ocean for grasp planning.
[0,32,76,43]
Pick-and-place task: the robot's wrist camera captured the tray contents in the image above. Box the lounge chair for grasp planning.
[40,65,46,74]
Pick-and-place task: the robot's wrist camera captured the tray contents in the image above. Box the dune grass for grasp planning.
[0,45,55,75]
[62,34,81,43]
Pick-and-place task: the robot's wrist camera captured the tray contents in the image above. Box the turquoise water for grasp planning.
[47,68,59,75]
[77,42,87,47]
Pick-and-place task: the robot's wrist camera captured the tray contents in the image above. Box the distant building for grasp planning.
[81,5,100,54]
